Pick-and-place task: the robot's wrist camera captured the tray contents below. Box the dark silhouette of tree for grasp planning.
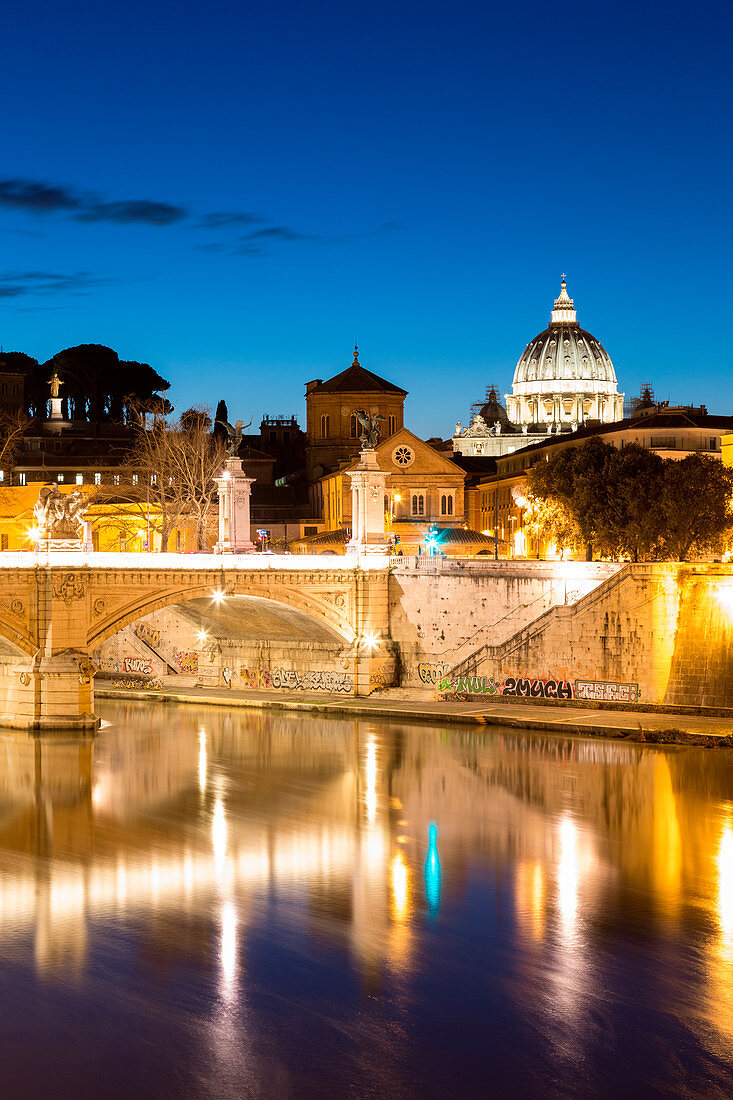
[39,345,170,424]
[0,352,41,417]
[181,407,212,432]
[213,399,229,445]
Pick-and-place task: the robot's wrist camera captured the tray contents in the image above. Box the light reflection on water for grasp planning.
[0,702,732,1096]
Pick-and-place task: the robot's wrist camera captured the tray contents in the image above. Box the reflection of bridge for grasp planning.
[0,552,391,728]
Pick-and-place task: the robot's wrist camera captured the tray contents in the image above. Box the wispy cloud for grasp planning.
[0,177,187,227]
[229,219,402,257]
[196,211,266,229]
[0,270,114,298]
[77,200,187,226]
[0,179,81,214]
[0,177,404,256]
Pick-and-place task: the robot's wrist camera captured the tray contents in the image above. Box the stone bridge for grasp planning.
[0,552,392,729]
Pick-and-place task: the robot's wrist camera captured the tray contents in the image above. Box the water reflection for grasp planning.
[424,821,441,916]
[0,709,732,1094]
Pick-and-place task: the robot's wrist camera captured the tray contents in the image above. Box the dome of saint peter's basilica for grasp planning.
[505,279,623,430]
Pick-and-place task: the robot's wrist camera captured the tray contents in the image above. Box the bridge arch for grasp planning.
[88,576,357,651]
[0,614,37,659]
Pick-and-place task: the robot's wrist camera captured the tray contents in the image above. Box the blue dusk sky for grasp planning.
[0,0,731,436]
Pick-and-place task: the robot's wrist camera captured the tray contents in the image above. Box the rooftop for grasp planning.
[306,346,407,396]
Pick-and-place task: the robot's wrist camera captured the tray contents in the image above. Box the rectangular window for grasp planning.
[18,472,26,485]
[94,472,102,485]
[350,415,357,438]
[76,474,83,485]
[113,474,120,486]
[0,470,3,483]
[57,474,64,483]
[710,437,717,451]
[132,474,139,486]
[304,525,317,536]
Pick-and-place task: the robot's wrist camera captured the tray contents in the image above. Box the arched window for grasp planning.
[441,495,447,515]
[320,414,330,438]
[388,414,396,435]
[447,495,453,515]
[350,414,357,438]
[412,493,425,516]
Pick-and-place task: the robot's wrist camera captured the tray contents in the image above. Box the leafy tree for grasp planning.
[659,454,733,560]
[526,438,733,561]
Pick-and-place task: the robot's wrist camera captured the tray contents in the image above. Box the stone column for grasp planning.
[19,567,99,732]
[214,457,255,554]
[346,449,390,555]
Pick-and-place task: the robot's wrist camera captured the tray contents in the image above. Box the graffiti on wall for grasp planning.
[417,662,451,685]
[134,622,161,649]
[123,657,152,675]
[240,667,353,693]
[174,650,199,673]
[575,680,640,703]
[501,676,574,699]
[439,674,641,702]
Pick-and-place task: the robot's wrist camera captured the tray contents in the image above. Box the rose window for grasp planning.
[392,445,414,468]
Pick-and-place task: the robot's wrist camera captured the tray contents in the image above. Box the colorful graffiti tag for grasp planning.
[174,650,199,673]
[134,622,161,649]
[240,667,353,693]
[440,674,640,702]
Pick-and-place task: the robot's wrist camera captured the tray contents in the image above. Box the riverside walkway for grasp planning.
[96,683,733,744]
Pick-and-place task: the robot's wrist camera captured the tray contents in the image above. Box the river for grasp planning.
[0,700,732,1097]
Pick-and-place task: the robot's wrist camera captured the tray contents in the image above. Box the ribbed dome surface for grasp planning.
[513,325,616,386]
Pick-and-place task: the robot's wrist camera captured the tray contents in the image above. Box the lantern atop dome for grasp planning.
[550,276,577,324]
